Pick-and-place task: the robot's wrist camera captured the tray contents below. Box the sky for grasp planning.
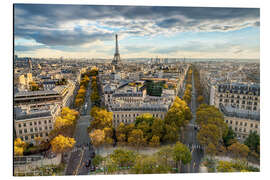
[14,4,260,59]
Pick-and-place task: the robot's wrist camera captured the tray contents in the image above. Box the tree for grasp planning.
[104,127,114,145]
[89,129,105,153]
[155,145,173,167]
[197,95,204,104]
[131,154,170,174]
[149,135,160,147]
[244,132,260,154]
[109,149,137,167]
[137,121,151,140]
[92,154,104,167]
[50,135,75,154]
[223,127,236,147]
[228,142,250,159]
[75,98,84,107]
[128,129,146,151]
[151,118,164,138]
[217,161,235,172]
[205,143,217,157]
[116,133,126,146]
[89,107,113,130]
[172,141,192,173]
[163,124,179,143]
[14,138,26,156]
[197,124,222,149]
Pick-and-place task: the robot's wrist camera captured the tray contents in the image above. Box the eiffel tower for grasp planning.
[112,34,121,67]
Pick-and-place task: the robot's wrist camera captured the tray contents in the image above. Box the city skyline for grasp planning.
[14,4,259,59]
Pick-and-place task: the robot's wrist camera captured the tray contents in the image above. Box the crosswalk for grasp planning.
[185,144,204,150]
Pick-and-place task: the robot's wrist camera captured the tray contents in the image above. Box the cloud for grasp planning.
[14,5,259,47]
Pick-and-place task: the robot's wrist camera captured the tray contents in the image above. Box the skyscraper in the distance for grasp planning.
[112,34,121,67]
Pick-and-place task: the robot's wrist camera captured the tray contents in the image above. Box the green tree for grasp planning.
[172,141,192,173]
[92,154,104,167]
[244,132,260,154]
[223,127,236,147]
[131,154,170,174]
[217,161,235,172]
[109,149,137,167]
[155,145,173,168]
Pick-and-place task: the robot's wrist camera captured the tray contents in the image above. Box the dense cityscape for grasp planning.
[13,4,260,176]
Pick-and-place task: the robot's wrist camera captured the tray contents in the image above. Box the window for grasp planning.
[255,124,258,128]
[45,127,48,130]
[49,126,52,129]
[40,133,43,137]
[230,120,232,124]
[44,120,47,124]
[236,121,238,125]
[23,123,26,127]
[30,128,33,132]
[49,120,51,123]
[235,127,237,131]
[39,127,42,131]
[25,136,28,140]
[24,129,27,133]
[18,124,21,128]
[31,135,34,139]
[19,130,22,134]
[34,122,37,125]
[226,120,228,123]
[30,122,32,126]
[240,122,243,126]
[250,123,253,128]
[35,127,38,132]
[244,122,247,126]
[38,121,41,125]
[239,128,242,132]
[46,133,49,136]
[244,128,246,132]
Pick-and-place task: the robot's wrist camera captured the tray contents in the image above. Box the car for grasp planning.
[85,160,91,167]
[90,152,95,158]
[90,166,96,172]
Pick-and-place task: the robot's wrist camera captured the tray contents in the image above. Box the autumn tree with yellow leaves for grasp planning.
[14,138,26,156]
[50,135,76,154]
[49,107,79,138]
[89,129,105,153]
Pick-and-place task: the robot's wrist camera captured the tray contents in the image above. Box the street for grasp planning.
[65,78,94,175]
[181,71,204,173]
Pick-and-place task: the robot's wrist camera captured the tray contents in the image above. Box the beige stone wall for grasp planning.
[15,116,55,143]
[214,92,260,112]
[224,116,260,141]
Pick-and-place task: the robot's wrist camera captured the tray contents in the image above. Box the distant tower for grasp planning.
[112,34,121,67]
[28,58,32,73]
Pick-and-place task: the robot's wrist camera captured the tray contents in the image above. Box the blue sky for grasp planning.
[14,4,260,59]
